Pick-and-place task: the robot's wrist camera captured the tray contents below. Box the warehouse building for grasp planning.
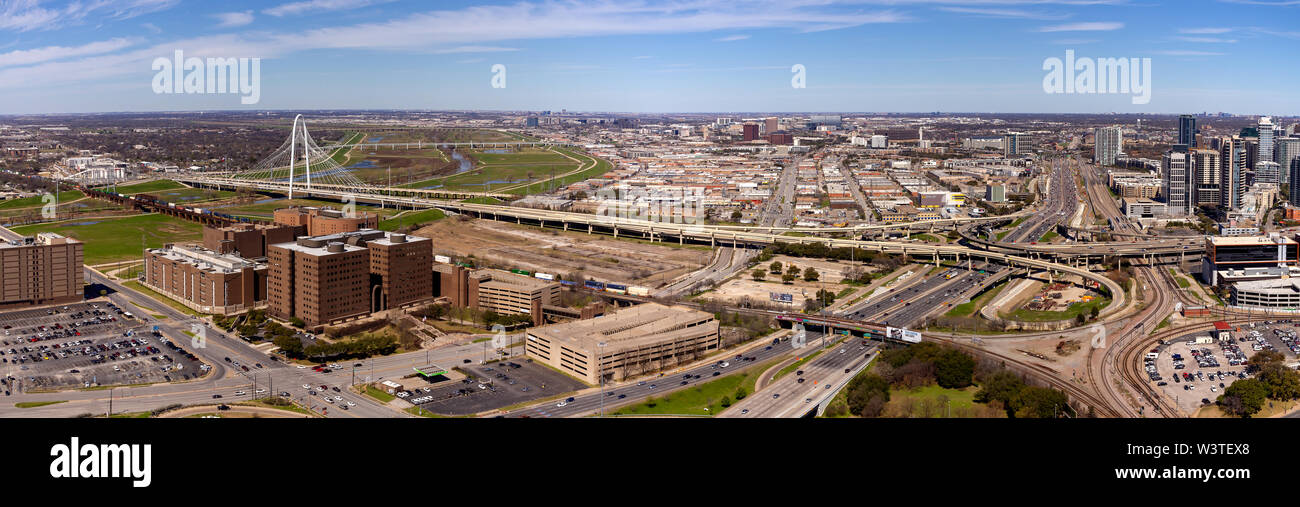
[434,265,560,326]
[525,302,720,384]
[1230,278,1300,309]
[0,227,83,309]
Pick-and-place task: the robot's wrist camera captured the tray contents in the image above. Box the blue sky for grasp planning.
[0,0,1296,115]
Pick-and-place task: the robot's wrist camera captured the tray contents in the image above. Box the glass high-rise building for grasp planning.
[1258,116,1275,165]
[1178,114,1197,148]
[1277,137,1300,185]
[1094,127,1122,166]
[1219,137,1246,210]
[1163,149,1192,216]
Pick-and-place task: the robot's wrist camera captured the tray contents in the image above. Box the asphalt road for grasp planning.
[722,342,878,418]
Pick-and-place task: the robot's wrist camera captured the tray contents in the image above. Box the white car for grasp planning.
[478,384,487,390]
[323,397,334,403]
[333,395,342,401]
[234,390,246,396]
[302,384,311,389]
[315,386,325,392]
[255,389,266,394]
[295,365,306,369]
[556,401,568,407]
[345,401,355,407]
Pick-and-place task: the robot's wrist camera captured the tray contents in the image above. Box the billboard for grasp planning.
[534,272,555,281]
[887,327,922,343]
[434,255,451,264]
[769,292,794,304]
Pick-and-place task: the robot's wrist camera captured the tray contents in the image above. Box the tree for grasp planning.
[786,264,800,276]
[803,267,819,282]
[720,396,732,408]
[289,316,305,328]
[1256,362,1300,401]
[272,334,303,358]
[1219,378,1269,417]
[934,349,976,389]
[730,210,742,221]
[769,261,783,274]
[1011,386,1069,418]
[752,269,766,281]
[734,386,747,400]
[845,373,890,415]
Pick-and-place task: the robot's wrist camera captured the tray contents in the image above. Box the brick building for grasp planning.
[273,206,378,236]
[0,227,83,308]
[143,244,267,314]
[202,223,301,258]
[268,230,432,328]
[433,265,561,326]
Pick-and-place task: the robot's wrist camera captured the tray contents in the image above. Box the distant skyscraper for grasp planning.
[1220,136,1246,209]
[1191,149,1221,207]
[1277,137,1300,185]
[1256,161,1281,184]
[1258,116,1275,164]
[1178,115,1198,148]
[525,117,539,127]
[764,117,778,134]
[1003,132,1023,158]
[742,124,758,141]
[1289,159,1300,205]
[1163,149,1192,215]
[1094,127,1123,166]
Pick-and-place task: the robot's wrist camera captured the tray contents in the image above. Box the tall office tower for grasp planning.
[1258,116,1275,164]
[1003,132,1023,157]
[1290,159,1300,205]
[1094,126,1123,166]
[764,117,778,134]
[1191,149,1221,207]
[742,123,758,141]
[1277,137,1300,185]
[1163,149,1192,216]
[1178,114,1198,148]
[1220,136,1246,209]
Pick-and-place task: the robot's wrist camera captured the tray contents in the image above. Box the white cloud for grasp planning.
[1037,21,1123,32]
[264,0,394,17]
[0,0,179,32]
[1179,27,1233,34]
[1173,36,1236,43]
[938,7,1070,20]
[213,11,255,28]
[0,37,137,68]
[1153,50,1226,56]
[432,46,519,54]
[715,34,749,41]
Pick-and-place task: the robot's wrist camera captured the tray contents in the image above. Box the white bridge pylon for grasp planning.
[233,115,368,197]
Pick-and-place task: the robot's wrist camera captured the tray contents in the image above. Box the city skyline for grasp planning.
[0,0,1297,115]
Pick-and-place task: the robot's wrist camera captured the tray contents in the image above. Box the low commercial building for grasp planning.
[1121,197,1165,218]
[0,227,83,309]
[143,244,267,314]
[434,265,561,326]
[1230,278,1300,309]
[525,302,720,384]
[1202,234,1299,285]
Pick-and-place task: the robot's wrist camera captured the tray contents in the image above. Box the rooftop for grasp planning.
[1208,235,1296,246]
[528,302,716,353]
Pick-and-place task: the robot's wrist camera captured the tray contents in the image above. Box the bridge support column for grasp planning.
[588,224,592,234]
[613,226,619,238]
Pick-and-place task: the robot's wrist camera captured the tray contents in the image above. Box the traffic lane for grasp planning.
[729,344,871,417]
[885,270,992,328]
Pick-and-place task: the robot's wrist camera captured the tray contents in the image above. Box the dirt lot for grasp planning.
[701,255,879,308]
[416,218,711,287]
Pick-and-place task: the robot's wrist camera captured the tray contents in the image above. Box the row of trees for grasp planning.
[827,342,977,418]
[752,261,819,284]
[974,370,1072,418]
[275,332,399,361]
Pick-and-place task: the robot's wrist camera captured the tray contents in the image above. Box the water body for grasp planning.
[70,221,100,226]
[347,160,377,169]
[450,151,472,173]
[420,184,444,190]
[483,149,509,154]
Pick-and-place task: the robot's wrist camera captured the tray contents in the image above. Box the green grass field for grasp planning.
[10,213,203,265]
[110,180,187,195]
[378,209,446,231]
[15,400,66,408]
[214,198,400,219]
[1004,296,1111,322]
[613,367,761,416]
[0,190,84,210]
[945,280,1008,317]
[123,280,207,317]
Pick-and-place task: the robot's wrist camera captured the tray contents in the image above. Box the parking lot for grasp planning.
[1147,320,1298,415]
[0,302,208,394]
[399,359,586,416]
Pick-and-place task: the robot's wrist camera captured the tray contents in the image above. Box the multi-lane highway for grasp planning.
[722,341,878,418]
